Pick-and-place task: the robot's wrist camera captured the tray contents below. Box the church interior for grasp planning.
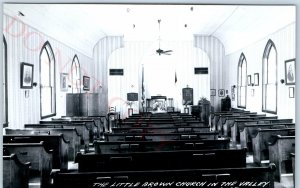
[0,2,297,188]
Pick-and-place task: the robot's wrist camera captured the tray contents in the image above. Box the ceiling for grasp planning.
[3,4,295,57]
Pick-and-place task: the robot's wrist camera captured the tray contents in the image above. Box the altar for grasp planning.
[146,96,167,113]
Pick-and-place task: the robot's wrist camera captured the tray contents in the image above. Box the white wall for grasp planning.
[224,23,295,120]
[194,35,225,111]
[107,40,211,118]
[3,14,94,128]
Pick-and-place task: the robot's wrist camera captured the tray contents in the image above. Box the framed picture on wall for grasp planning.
[210,89,216,96]
[254,73,259,86]
[83,76,90,91]
[247,75,252,86]
[285,58,296,85]
[60,73,68,92]
[289,87,294,98]
[218,89,225,97]
[20,62,34,89]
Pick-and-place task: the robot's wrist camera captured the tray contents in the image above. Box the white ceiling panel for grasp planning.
[3,4,295,57]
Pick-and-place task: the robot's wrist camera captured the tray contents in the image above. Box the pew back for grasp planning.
[3,154,31,188]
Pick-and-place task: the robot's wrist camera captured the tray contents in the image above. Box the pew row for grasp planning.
[268,135,295,182]
[230,117,280,145]
[51,118,98,142]
[52,164,276,188]
[251,128,295,164]
[40,121,90,151]
[75,149,246,172]
[119,120,205,127]
[3,154,31,188]
[24,125,82,160]
[104,132,219,141]
[112,126,210,134]
[3,133,69,170]
[239,122,295,150]
[94,138,230,154]
[3,141,53,188]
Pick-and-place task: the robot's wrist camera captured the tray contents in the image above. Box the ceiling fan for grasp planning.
[156,19,173,55]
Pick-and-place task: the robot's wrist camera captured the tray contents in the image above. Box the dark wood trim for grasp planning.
[41,113,57,120]
[3,35,8,127]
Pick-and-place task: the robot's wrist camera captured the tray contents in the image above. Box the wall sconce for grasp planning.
[33,82,37,87]
[280,79,285,84]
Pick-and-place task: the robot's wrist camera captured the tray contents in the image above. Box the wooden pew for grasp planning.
[3,141,53,188]
[217,112,260,131]
[290,153,295,187]
[268,135,295,182]
[219,115,248,136]
[24,124,82,160]
[51,118,98,142]
[75,149,246,172]
[104,132,218,142]
[40,121,90,152]
[220,113,263,136]
[251,128,295,164]
[53,164,276,188]
[231,116,278,146]
[61,116,107,138]
[94,138,230,154]
[120,121,205,128]
[211,110,250,130]
[4,131,69,171]
[3,154,31,188]
[239,122,295,150]
[112,126,210,134]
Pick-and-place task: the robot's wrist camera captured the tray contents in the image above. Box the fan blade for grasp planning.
[163,50,173,53]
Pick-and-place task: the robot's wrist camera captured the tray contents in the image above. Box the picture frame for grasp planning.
[83,76,90,91]
[60,73,68,92]
[247,75,252,86]
[218,89,225,97]
[210,89,216,96]
[285,58,296,85]
[254,73,259,86]
[231,86,235,101]
[20,62,34,89]
[289,87,294,98]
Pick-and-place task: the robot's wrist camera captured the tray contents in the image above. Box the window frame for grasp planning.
[71,55,81,93]
[3,36,8,127]
[237,53,247,109]
[39,41,56,119]
[262,39,277,114]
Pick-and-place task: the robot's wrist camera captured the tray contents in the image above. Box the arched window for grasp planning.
[262,40,277,114]
[3,36,8,127]
[40,41,56,118]
[71,55,80,93]
[237,53,247,108]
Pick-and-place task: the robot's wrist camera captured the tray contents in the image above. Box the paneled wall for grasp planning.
[194,35,225,111]
[107,40,211,118]
[3,14,93,128]
[93,36,124,115]
[224,23,295,120]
